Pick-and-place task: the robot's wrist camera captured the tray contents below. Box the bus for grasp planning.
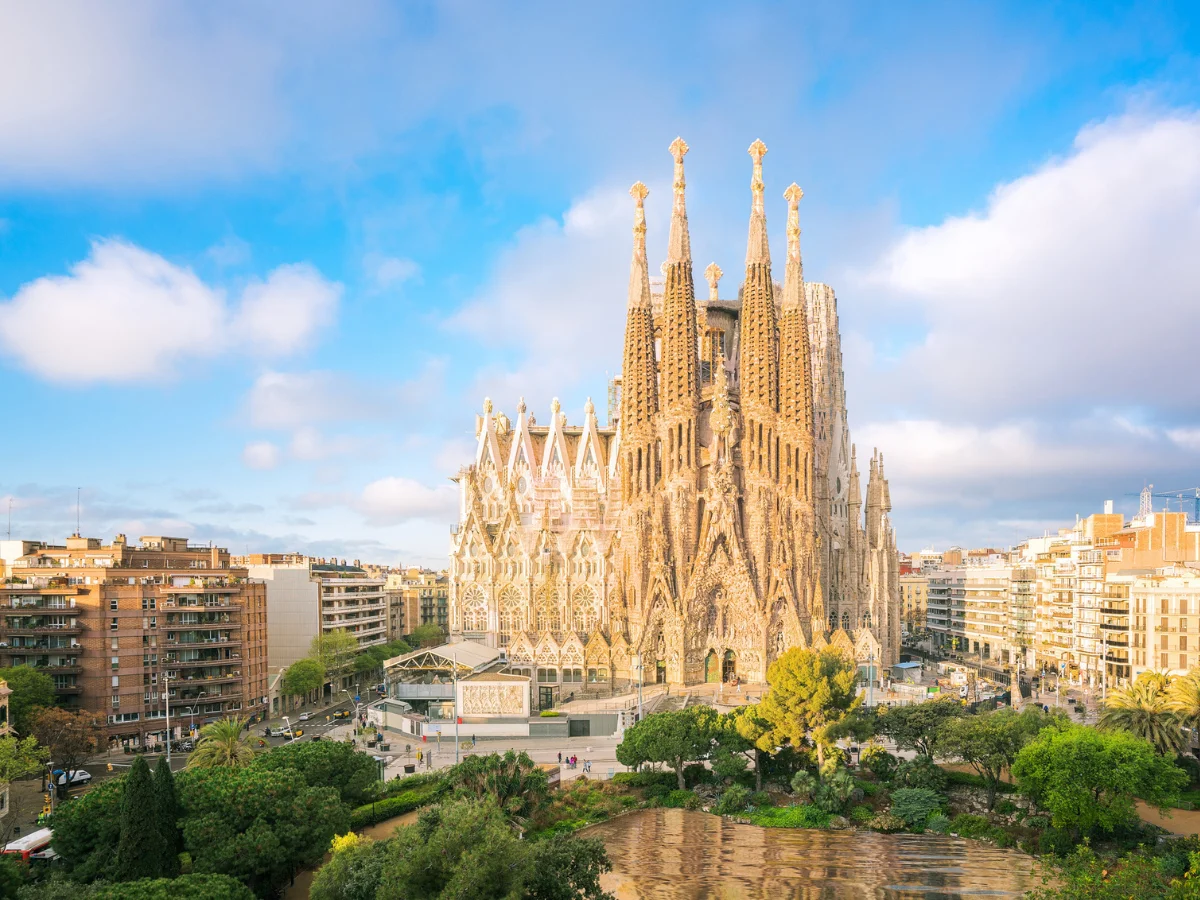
[3,828,54,862]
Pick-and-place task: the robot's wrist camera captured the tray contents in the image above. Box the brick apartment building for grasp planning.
[0,535,268,749]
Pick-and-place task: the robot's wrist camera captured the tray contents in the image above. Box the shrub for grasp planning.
[377,772,446,798]
[814,769,856,814]
[683,763,714,788]
[539,710,562,717]
[790,770,818,803]
[749,791,770,809]
[662,790,702,810]
[1038,827,1078,857]
[925,812,952,834]
[748,805,830,829]
[889,787,945,829]
[942,768,1016,793]
[949,814,990,838]
[1024,815,1049,830]
[892,756,947,791]
[850,805,874,824]
[868,812,906,832]
[349,783,444,829]
[994,799,1017,815]
[642,783,669,801]
[860,746,898,782]
[612,771,677,789]
[714,784,751,816]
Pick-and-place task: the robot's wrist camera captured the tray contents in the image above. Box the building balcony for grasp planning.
[172,672,242,686]
[165,638,242,651]
[53,685,83,694]
[160,584,240,594]
[2,624,83,636]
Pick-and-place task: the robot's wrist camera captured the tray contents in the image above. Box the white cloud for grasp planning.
[367,255,421,290]
[207,235,252,267]
[242,441,281,470]
[289,426,365,462]
[857,111,1200,417]
[448,185,632,405]
[356,477,458,526]
[0,240,340,383]
[1167,428,1200,451]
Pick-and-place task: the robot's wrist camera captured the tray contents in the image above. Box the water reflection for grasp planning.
[587,809,1043,899]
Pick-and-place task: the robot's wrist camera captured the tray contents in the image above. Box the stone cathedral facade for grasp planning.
[449,139,900,689]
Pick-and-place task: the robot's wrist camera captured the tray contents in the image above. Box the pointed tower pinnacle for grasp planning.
[704,262,723,302]
[783,183,804,301]
[667,137,691,263]
[746,139,770,265]
[779,181,813,440]
[628,181,652,309]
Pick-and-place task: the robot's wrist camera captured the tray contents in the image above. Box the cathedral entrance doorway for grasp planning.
[722,650,736,682]
[704,651,719,683]
[655,661,667,684]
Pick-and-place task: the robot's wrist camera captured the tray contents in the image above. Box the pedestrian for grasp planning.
[557,751,562,764]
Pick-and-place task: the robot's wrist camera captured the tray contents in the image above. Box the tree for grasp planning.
[251,739,379,806]
[153,757,182,876]
[279,658,323,709]
[1167,668,1200,731]
[310,629,360,692]
[934,707,1044,809]
[522,831,615,900]
[179,765,349,897]
[32,707,104,793]
[615,706,719,790]
[1100,671,1185,756]
[310,833,388,900]
[89,874,256,899]
[187,717,255,770]
[878,696,964,757]
[757,647,862,768]
[0,734,48,803]
[1026,845,1200,900]
[446,750,550,822]
[1012,723,1187,837]
[49,776,123,882]
[409,623,445,648]
[728,705,773,791]
[0,666,56,735]
[115,757,169,882]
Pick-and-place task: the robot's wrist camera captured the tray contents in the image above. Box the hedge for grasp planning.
[748,805,831,829]
[611,771,677,789]
[349,784,444,829]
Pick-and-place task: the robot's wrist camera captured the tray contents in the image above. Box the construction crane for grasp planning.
[1152,488,1200,522]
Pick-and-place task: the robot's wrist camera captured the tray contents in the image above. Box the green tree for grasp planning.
[90,874,256,899]
[0,734,48,804]
[522,831,615,900]
[1100,671,1185,756]
[0,666,55,735]
[878,696,964,757]
[1012,722,1186,836]
[251,739,379,806]
[152,757,181,876]
[1168,668,1200,731]
[0,854,23,899]
[934,707,1044,809]
[179,765,349,897]
[33,707,104,796]
[310,629,360,692]
[187,717,255,770]
[615,706,719,790]
[115,758,169,882]
[727,705,773,791]
[310,833,388,900]
[49,777,123,882]
[409,623,445,648]
[446,750,550,822]
[279,658,323,710]
[1027,845,1200,900]
[757,647,862,768]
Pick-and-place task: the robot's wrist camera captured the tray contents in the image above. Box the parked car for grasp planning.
[54,769,91,787]
[299,712,312,722]
[333,710,351,719]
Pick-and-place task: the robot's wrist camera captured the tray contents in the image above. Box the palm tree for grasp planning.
[187,716,256,769]
[1099,671,1185,755]
[1168,668,1200,736]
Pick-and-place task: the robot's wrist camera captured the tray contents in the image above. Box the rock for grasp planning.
[827,815,851,830]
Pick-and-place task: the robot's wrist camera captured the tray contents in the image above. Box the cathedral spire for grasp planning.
[704,262,723,303]
[667,137,691,263]
[779,182,814,445]
[782,183,804,307]
[746,139,770,266]
[627,181,651,309]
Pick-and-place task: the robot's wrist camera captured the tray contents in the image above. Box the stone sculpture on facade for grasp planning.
[449,139,900,688]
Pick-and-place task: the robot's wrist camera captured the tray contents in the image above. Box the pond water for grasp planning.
[587,809,1044,900]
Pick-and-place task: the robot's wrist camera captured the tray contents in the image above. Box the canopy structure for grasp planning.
[384,641,503,675]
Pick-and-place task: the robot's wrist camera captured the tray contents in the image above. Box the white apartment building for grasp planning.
[245,558,387,671]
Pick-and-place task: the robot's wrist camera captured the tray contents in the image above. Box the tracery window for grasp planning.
[572,586,600,634]
[828,611,837,633]
[841,612,850,632]
[462,588,488,632]
[535,588,561,633]
[862,611,872,629]
[498,589,524,645]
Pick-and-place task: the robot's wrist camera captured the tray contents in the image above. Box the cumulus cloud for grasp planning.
[0,240,340,383]
[366,255,421,290]
[242,441,281,470]
[857,111,1200,418]
[356,476,458,526]
[448,185,632,405]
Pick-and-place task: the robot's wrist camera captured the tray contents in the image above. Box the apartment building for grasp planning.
[926,568,964,651]
[1128,567,1200,678]
[0,536,268,749]
[899,571,928,634]
[384,571,420,639]
[241,555,387,671]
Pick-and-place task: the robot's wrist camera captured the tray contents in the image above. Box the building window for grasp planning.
[1183,636,1189,652]
[110,618,119,631]
[112,695,120,708]
[563,668,583,683]
[587,667,608,683]
[110,599,118,611]
[537,668,557,683]
[111,656,119,670]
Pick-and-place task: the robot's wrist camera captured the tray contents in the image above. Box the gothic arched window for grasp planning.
[841,612,850,632]
[461,587,488,632]
[572,586,600,634]
[862,611,872,629]
[828,611,837,633]
[498,588,524,644]
[535,587,561,634]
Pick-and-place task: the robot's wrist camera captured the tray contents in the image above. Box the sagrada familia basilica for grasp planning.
[448,139,900,688]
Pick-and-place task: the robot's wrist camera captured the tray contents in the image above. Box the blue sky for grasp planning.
[3,1,1200,565]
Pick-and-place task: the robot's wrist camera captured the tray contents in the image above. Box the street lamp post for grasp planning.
[631,654,643,721]
[163,673,172,764]
[452,651,461,764]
